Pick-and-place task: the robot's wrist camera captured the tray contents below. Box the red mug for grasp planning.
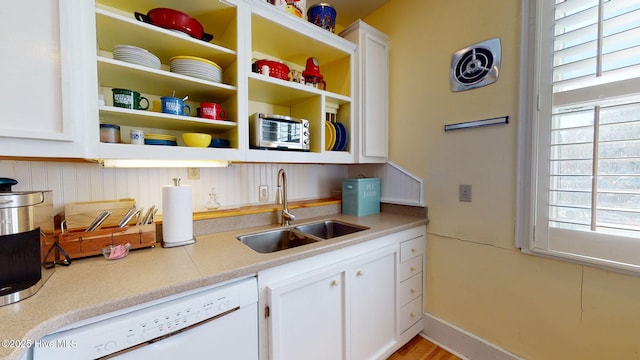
[199,102,227,120]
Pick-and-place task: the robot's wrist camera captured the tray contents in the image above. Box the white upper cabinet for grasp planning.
[3,0,393,165]
[0,0,96,158]
[340,20,390,163]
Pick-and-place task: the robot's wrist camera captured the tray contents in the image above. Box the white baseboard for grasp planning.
[421,313,524,360]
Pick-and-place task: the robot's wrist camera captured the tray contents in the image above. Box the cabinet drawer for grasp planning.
[399,296,423,332]
[399,273,422,305]
[400,235,425,262]
[399,256,422,282]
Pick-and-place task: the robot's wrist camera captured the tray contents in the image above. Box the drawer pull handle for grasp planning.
[356,271,364,277]
[410,267,415,272]
[411,248,416,253]
[410,288,416,294]
[330,280,339,287]
[410,313,415,318]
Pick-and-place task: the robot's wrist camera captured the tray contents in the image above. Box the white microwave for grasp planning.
[249,113,310,151]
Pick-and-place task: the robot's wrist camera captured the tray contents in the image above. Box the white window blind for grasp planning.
[553,0,640,92]
[519,0,640,272]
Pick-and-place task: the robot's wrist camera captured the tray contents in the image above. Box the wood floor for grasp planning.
[388,335,462,360]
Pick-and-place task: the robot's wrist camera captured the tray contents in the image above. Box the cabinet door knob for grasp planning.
[330,280,339,287]
[410,313,416,318]
[411,248,416,253]
[410,288,416,294]
[356,270,364,277]
[410,267,415,272]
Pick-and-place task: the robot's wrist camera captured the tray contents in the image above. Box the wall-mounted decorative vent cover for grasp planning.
[450,38,501,92]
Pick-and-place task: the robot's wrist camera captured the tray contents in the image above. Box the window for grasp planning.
[517,0,640,272]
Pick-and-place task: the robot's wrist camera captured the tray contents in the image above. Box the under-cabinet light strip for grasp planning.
[100,159,230,168]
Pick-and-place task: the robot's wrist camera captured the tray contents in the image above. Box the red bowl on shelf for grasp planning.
[255,59,290,80]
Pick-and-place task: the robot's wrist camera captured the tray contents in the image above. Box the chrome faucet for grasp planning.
[276,169,296,226]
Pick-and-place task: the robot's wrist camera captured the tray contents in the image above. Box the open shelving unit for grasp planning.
[92,0,356,163]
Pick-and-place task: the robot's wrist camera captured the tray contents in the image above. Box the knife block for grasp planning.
[63,199,136,232]
[44,224,157,260]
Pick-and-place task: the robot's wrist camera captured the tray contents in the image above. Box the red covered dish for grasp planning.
[255,59,290,80]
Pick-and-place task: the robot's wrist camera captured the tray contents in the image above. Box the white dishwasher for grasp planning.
[33,276,258,360]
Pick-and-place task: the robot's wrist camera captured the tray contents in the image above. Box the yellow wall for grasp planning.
[365,1,640,359]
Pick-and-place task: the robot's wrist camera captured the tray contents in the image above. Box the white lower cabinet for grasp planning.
[268,267,347,360]
[350,249,396,360]
[258,225,426,360]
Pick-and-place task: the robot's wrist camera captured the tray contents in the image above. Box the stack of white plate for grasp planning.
[170,56,222,83]
[113,45,161,70]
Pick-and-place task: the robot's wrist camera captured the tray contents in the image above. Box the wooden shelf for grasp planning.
[97,57,236,102]
[97,142,240,160]
[248,73,351,106]
[98,106,237,132]
[251,5,355,66]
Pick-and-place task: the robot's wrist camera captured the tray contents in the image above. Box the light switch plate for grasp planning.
[459,184,472,202]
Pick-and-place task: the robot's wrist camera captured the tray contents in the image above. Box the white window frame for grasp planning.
[517,0,640,273]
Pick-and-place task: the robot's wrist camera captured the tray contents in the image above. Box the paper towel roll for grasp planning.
[162,184,195,247]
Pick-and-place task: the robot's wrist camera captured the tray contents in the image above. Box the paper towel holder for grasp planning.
[161,177,196,248]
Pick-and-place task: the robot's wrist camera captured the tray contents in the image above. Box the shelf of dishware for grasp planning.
[250,15,353,99]
[97,57,237,100]
[243,3,356,163]
[250,1,354,64]
[95,6,237,68]
[94,0,242,159]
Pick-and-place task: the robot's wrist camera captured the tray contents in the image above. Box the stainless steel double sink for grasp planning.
[237,220,369,253]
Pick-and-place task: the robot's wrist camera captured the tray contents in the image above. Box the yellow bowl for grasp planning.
[181,133,212,147]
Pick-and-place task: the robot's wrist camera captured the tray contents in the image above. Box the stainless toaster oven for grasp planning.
[249,113,310,151]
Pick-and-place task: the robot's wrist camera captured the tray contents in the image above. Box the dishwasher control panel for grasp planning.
[34,277,257,359]
[138,290,237,342]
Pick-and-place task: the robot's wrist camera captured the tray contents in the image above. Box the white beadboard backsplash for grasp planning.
[0,160,349,216]
[348,161,425,207]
